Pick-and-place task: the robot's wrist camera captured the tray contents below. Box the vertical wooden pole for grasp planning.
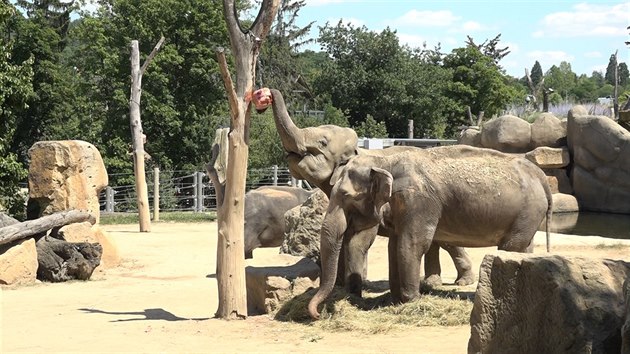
[129,40,151,232]
[214,0,279,320]
[153,167,160,222]
[129,37,164,232]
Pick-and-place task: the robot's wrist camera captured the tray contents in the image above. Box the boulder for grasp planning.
[57,222,120,269]
[525,146,570,169]
[567,112,630,213]
[245,254,320,315]
[544,168,573,194]
[530,113,566,148]
[28,140,108,223]
[0,238,38,285]
[469,252,630,354]
[480,115,532,153]
[623,279,630,354]
[280,189,329,263]
[552,193,579,213]
[458,127,482,147]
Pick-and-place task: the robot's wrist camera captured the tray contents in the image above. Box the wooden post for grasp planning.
[129,36,164,232]
[153,167,160,222]
[214,0,279,319]
[613,50,619,120]
[407,119,413,139]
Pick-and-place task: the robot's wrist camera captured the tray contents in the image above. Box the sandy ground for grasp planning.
[2,221,630,353]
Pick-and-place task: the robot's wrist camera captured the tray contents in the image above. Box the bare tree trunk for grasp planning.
[214,0,279,320]
[129,37,164,232]
[613,50,619,120]
[0,210,95,246]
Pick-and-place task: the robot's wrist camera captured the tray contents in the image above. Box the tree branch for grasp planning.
[140,36,165,77]
[216,47,239,125]
[250,0,279,39]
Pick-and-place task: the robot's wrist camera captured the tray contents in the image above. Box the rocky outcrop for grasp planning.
[567,107,630,214]
[0,239,38,285]
[57,222,120,269]
[280,190,329,263]
[28,140,108,223]
[245,254,319,315]
[480,115,532,153]
[469,252,630,354]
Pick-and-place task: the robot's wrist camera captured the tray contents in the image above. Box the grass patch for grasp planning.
[594,243,629,250]
[100,212,217,225]
[273,285,473,334]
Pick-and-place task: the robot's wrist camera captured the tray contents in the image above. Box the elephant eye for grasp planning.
[318,139,328,147]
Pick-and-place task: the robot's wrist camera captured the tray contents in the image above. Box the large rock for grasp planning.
[458,127,482,147]
[530,113,566,148]
[567,109,630,213]
[552,193,579,213]
[525,146,570,169]
[245,254,320,315]
[480,115,532,153]
[280,189,329,263]
[544,168,573,194]
[28,140,108,223]
[0,239,38,285]
[0,212,19,227]
[469,252,630,354]
[57,222,120,269]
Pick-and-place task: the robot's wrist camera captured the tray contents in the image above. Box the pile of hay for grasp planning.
[273,284,473,334]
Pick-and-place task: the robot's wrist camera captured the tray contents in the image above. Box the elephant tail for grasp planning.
[543,176,553,252]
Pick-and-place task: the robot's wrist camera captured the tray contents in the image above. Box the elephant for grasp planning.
[244,186,314,258]
[266,88,474,291]
[308,145,553,319]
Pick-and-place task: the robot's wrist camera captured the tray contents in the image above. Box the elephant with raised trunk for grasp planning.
[266,89,474,291]
[308,145,553,319]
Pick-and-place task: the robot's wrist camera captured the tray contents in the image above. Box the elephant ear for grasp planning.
[370,167,393,213]
[329,163,347,186]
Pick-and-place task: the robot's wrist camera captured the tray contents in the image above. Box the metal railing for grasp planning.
[99,165,310,213]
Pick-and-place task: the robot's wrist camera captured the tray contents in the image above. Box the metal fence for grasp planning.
[99,166,311,213]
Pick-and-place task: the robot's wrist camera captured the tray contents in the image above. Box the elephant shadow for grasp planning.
[273,280,474,323]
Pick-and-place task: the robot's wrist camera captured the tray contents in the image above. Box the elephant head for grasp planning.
[269,89,359,195]
[308,164,393,319]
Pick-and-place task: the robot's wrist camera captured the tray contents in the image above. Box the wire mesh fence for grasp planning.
[99,166,311,214]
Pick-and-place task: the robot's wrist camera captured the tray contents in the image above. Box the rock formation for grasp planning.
[280,189,329,263]
[469,252,630,354]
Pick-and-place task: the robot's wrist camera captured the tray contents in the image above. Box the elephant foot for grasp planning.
[423,274,443,288]
[454,271,475,286]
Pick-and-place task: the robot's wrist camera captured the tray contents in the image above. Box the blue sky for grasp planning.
[295,0,630,77]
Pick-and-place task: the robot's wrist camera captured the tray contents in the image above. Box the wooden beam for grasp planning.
[0,210,95,246]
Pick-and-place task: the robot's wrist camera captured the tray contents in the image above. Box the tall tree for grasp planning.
[0,2,33,219]
[10,0,78,162]
[258,0,314,109]
[605,53,618,85]
[443,45,518,127]
[68,0,231,183]
[530,60,544,88]
[544,61,577,101]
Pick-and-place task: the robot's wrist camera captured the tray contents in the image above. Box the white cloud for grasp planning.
[584,51,603,58]
[461,21,482,32]
[389,10,461,27]
[535,2,630,38]
[396,33,427,49]
[305,0,350,6]
[526,50,575,70]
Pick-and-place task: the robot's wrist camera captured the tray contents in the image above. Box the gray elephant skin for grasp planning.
[307,145,553,319]
[268,89,474,291]
[244,186,314,258]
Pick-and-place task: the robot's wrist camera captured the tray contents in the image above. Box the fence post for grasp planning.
[153,167,160,221]
[196,171,205,212]
[106,186,114,213]
[192,172,198,212]
[272,165,278,186]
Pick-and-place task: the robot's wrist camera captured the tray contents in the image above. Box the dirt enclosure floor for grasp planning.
[3,221,630,353]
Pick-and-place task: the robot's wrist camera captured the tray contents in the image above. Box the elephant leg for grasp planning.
[388,234,401,303]
[423,243,442,287]
[441,244,474,286]
[397,229,433,303]
[345,225,378,296]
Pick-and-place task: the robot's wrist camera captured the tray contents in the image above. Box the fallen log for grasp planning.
[0,210,95,246]
[36,236,102,282]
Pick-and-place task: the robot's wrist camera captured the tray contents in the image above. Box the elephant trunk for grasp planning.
[270,89,305,155]
[308,204,347,320]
